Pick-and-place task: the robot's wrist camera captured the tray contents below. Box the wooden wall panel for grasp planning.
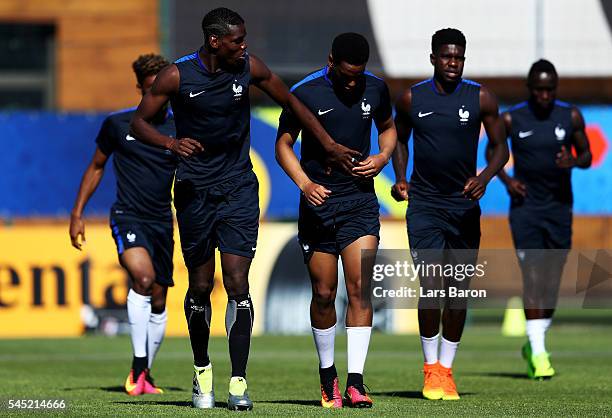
[0,0,160,111]
[0,1,153,17]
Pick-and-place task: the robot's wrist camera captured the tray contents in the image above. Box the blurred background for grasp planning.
[0,0,610,338]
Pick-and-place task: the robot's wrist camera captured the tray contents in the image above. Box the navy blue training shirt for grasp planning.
[406,78,482,209]
[507,100,574,207]
[96,108,177,221]
[279,67,392,201]
[171,50,252,188]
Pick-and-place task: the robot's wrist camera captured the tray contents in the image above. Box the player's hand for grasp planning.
[505,177,527,198]
[391,179,410,201]
[325,142,361,175]
[168,137,204,157]
[556,145,576,168]
[69,214,86,250]
[352,153,388,178]
[463,176,487,201]
[301,181,331,206]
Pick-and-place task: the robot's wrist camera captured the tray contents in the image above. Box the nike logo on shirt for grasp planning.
[317,108,334,115]
[189,90,206,98]
[518,130,534,138]
[126,134,136,141]
[418,111,434,118]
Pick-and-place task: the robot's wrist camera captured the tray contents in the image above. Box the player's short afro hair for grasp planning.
[431,28,466,53]
[201,7,244,45]
[331,32,370,65]
[528,59,558,82]
[132,53,169,85]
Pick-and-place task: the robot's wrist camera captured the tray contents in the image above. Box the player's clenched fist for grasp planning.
[505,177,527,198]
[69,214,86,250]
[391,179,410,202]
[325,142,361,175]
[463,176,487,200]
[352,153,388,178]
[167,137,204,157]
[301,180,331,206]
[555,145,576,168]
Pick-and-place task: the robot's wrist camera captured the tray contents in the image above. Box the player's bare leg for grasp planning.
[221,253,254,411]
[308,252,342,408]
[521,251,566,379]
[340,235,377,407]
[418,272,444,400]
[141,282,168,394]
[186,256,215,408]
[121,247,157,395]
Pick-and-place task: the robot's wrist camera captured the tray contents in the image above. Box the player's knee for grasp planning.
[345,278,364,301]
[188,267,214,297]
[222,272,249,296]
[313,286,335,308]
[132,272,155,295]
[189,280,213,298]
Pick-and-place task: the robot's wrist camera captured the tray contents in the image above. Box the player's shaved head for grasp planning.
[132,53,170,85]
[331,32,370,65]
[528,59,558,85]
[201,7,244,45]
[431,28,466,53]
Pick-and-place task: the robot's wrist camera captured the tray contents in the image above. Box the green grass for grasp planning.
[1,324,611,416]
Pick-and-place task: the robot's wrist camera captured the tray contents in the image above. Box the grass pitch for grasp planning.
[1,322,611,416]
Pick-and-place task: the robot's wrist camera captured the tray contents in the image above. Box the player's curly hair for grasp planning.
[331,32,370,65]
[431,28,466,53]
[201,7,244,47]
[132,53,169,85]
[528,59,558,83]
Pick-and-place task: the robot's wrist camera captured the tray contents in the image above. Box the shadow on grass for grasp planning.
[371,391,476,398]
[100,386,184,392]
[260,399,321,407]
[370,391,423,399]
[62,386,184,393]
[113,400,229,408]
[464,371,529,380]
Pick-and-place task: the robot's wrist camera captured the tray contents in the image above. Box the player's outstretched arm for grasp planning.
[69,147,109,250]
[464,86,509,200]
[249,54,360,174]
[275,117,330,206]
[556,107,592,169]
[391,89,413,201]
[486,112,526,198]
[353,115,396,178]
[130,64,203,157]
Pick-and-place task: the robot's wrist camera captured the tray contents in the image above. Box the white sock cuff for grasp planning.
[150,309,167,323]
[526,318,550,355]
[312,324,336,335]
[127,289,151,359]
[420,333,440,365]
[526,318,552,328]
[439,337,460,369]
[128,289,151,305]
[346,326,372,333]
[347,327,372,374]
[420,333,440,342]
[441,336,460,347]
[194,363,212,371]
[312,324,336,369]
